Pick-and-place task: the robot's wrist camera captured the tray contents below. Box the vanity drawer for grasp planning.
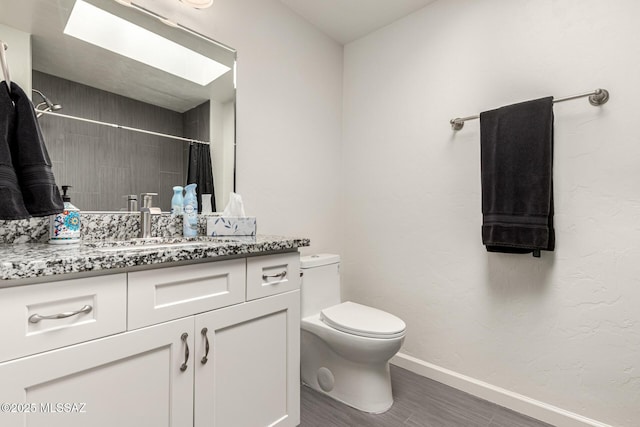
[246,252,300,301]
[128,258,246,329]
[0,274,127,363]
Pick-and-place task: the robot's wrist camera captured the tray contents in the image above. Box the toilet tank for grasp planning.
[300,254,341,318]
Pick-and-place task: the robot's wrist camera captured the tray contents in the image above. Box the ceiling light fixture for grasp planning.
[64,0,229,86]
[179,0,213,9]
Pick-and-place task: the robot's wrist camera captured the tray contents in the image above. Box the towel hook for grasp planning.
[0,40,10,93]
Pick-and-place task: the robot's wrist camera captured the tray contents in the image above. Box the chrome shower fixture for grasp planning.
[32,89,62,118]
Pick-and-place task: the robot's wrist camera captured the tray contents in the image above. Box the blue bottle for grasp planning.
[183,183,198,237]
[171,186,184,217]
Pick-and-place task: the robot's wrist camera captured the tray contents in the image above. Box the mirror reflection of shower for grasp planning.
[32,89,62,118]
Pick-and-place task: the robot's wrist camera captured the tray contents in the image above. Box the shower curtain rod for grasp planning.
[38,110,210,145]
[0,40,11,93]
[449,88,610,130]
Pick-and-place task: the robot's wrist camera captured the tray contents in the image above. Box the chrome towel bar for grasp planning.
[450,88,610,130]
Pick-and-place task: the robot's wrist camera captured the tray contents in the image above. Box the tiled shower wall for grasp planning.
[33,71,209,211]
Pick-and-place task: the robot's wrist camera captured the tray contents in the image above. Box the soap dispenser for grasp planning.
[171,186,184,217]
[183,183,198,237]
[49,185,81,244]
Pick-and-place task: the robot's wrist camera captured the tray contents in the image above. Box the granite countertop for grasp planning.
[0,235,310,282]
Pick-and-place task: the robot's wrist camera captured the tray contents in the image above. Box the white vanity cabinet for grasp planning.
[0,317,195,427]
[0,251,301,427]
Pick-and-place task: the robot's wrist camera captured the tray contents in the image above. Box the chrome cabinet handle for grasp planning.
[180,333,189,372]
[201,327,210,364]
[262,271,287,281]
[28,304,93,324]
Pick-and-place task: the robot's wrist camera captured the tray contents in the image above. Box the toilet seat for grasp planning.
[320,301,406,339]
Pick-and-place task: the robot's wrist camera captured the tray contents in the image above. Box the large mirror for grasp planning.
[0,0,236,212]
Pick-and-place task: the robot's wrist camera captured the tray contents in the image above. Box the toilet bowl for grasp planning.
[300,254,406,414]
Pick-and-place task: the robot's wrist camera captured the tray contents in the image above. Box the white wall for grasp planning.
[154,0,344,252]
[221,101,235,209]
[342,1,640,426]
[209,99,224,209]
[0,23,31,95]
[209,99,236,211]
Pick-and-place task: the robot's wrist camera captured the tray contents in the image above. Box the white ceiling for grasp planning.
[279,0,436,45]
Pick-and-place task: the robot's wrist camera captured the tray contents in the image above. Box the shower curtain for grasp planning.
[187,143,215,213]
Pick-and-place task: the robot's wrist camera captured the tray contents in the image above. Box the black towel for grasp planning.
[9,82,63,217]
[0,82,30,219]
[480,96,554,256]
[187,142,216,213]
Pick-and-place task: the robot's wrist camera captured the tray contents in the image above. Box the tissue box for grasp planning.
[207,216,257,236]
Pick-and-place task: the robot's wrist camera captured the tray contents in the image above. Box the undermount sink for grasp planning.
[94,241,209,252]
[83,236,247,252]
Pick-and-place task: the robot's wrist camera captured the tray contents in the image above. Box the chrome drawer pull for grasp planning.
[180,333,189,372]
[262,271,287,281]
[28,304,93,324]
[201,327,210,364]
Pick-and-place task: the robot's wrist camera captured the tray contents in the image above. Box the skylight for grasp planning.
[64,0,230,86]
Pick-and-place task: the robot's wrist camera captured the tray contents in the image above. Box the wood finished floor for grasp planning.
[300,365,555,427]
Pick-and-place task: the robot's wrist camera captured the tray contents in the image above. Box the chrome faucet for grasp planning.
[139,193,162,238]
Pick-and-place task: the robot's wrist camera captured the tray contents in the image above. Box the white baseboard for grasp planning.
[390,353,611,427]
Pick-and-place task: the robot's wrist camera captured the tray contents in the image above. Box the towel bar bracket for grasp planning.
[588,88,609,106]
[450,119,465,131]
[450,114,479,131]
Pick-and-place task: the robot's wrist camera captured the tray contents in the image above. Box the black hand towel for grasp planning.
[0,82,30,220]
[9,82,63,217]
[479,96,555,256]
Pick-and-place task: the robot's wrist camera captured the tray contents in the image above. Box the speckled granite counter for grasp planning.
[0,235,310,284]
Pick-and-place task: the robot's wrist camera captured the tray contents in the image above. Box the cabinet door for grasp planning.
[195,290,300,427]
[0,317,195,427]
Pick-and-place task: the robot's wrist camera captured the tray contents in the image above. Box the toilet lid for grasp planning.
[320,301,406,339]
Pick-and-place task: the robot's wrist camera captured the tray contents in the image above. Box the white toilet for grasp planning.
[300,254,406,414]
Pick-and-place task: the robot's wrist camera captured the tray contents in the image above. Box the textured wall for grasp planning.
[34,71,190,211]
[342,1,640,426]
